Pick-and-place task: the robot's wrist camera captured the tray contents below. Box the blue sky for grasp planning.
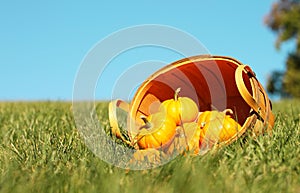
[0,1,293,101]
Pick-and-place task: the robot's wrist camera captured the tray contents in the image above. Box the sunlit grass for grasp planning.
[0,100,299,193]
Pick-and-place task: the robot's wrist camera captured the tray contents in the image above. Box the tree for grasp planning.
[265,0,300,98]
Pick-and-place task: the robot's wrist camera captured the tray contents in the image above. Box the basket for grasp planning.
[109,55,275,149]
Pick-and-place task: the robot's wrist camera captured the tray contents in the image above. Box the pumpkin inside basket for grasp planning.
[109,55,275,153]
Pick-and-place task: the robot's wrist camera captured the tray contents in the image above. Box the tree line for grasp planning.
[265,0,300,98]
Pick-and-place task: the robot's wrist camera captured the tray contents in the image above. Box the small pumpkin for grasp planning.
[198,109,242,147]
[129,148,164,166]
[159,88,198,125]
[184,122,202,154]
[166,122,201,155]
[135,111,177,149]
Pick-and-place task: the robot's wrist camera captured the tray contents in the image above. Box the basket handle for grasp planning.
[108,99,130,139]
[235,65,268,121]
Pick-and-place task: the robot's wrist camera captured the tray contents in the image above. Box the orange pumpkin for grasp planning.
[159,88,198,125]
[135,111,177,149]
[184,122,202,154]
[198,109,242,147]
[166,122,201,155]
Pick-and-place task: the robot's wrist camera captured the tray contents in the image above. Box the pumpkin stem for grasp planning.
[174,87,181,101]
[223,109,234,115]
[140,116,152,129]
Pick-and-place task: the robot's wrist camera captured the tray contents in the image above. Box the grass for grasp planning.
[0,100,299,193]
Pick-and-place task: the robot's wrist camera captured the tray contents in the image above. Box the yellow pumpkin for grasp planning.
[129,148,163,166]
[135,111,177,149]
[166,122,201,155]
[159,88,198,125]
[184,122,202,154]
[198,109,242,146]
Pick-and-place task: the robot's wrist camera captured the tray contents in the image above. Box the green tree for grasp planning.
[265,0,300,98]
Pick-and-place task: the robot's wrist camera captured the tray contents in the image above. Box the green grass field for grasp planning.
[0,100,299,193]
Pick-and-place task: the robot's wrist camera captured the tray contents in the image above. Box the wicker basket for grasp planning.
[109,55,275,148]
